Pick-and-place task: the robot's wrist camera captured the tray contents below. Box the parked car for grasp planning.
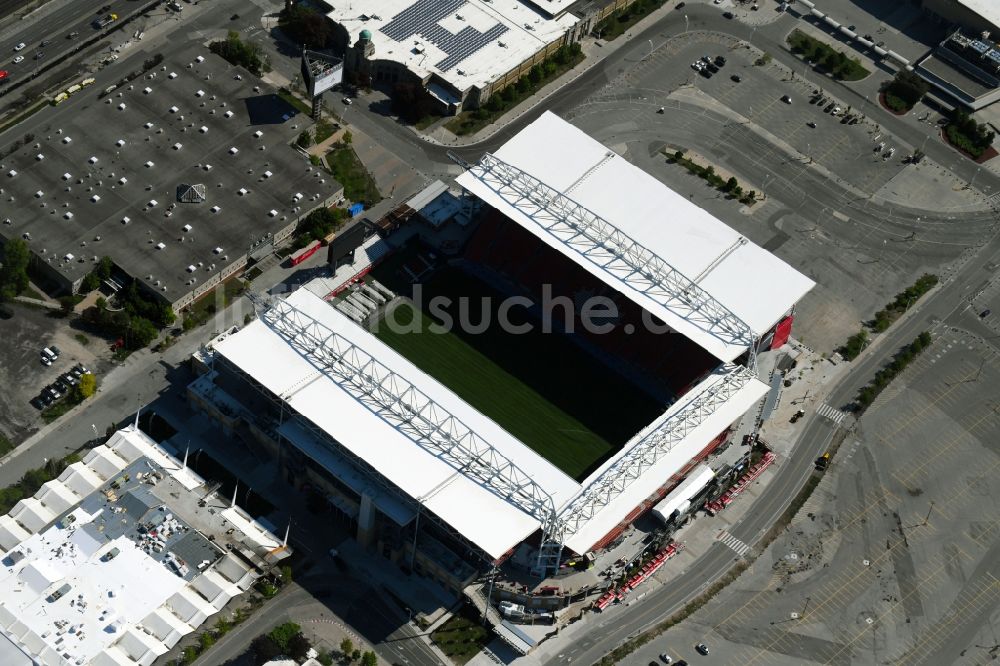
[722,11,734,19]
[980,309,991,318]
[730,74,742,83]
[660,654,673,664]
[781,94,792,104]
[715,55,726,67]
[30,397,44,410]
[50,345,61,357]
[706,63,719,74]
[695,643,710,656]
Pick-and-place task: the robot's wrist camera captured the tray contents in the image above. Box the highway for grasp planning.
[0,0,144,88]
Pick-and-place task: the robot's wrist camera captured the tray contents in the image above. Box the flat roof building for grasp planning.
[330,0,581,112]
[0,44,342,311]
[0,426,288,665]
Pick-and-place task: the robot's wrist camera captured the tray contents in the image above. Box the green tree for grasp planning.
[77,373,97,399]
[0,238,31,301]
[361,651,378,666]
[268,622,302,652]
[724,176,738,192]
[252,635,282,664]
[199,632,216,650]
[127,316,159,349]
[351,649,362,662]
[340,637,355,657]
[297,129,313,148]
[80,272,101,293]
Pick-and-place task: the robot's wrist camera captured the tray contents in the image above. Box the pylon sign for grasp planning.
[301,49,343,98]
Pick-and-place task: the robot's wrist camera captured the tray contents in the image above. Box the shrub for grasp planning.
[840,329,869,360]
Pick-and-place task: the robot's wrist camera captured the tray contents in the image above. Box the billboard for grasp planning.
[302,50,344,98]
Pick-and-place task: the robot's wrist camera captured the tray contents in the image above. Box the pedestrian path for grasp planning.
[717,530,751,556]
[816,403,848,425]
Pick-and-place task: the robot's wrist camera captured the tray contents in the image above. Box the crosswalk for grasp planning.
[816,403,847,425]
[717,530,750,556]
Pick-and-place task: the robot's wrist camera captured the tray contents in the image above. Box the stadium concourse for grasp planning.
[187,112,812,636]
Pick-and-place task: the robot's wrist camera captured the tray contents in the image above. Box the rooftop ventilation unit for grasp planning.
[119,177,127,185]
[143,87,152,94]
[64,253,74,262]
[292,192,303,201]
[254,130,263,138]
[145,161,154,168]
[35,191,43,198]
[121,216,130,225]
[224,110,234,118]
[118,103,126,111]
[268,209,278,217]
[213,247,223,254]
[36,154,44,161]
[262,170,272,179]
[186,264,197,272]
[238,187,248,196]
[173,143,183,150]
[88,156,98,164]
[145,122,154,129]
[210,205,221,213]
[116,139,125,147]
[64,212,73,219]
[148,199,158,207]
[202,164,212,171]
[91,195,101,203]
[182,224,192,232]
[7,170,16,177]
[156,242,166,250]
[229,146,239,155]
[199,126,208,133]
[168,72,177,79]
[62,136,72,144]
[195,89,205,97]
[62,173,71,180]
[195,55,204,63]
[169,106,179,113]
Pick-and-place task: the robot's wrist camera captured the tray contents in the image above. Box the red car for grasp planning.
[0,70,8,82]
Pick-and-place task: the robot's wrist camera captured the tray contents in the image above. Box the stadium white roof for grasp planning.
[456,112,815,363]
[326,0,577,93]
[214,288,581,560]
[564,369,766,554]
[217,284,770,558]
[955,0,1000,31]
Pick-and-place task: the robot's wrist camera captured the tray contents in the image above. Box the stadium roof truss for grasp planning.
[248,291,559,527]
[451,151,759,372]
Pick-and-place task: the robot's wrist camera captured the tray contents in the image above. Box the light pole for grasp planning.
[684,14,689,34]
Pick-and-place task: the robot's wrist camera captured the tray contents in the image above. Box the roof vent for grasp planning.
[224,110,234,118]
[122,216,130,225]
[119,177,128,185]
[148,199,158,207]
[254,130,263,138]
[91,195,101,203]
[238,187,248,196]
[64,211,74,220]
[62,136,72,144]
[268,209,278,217]
[144,122,154,129]
[182,224,192,232]
[62,173,72,180]
[116,139,125,147]
[199,126,208,133]
[88,156,98,164]
[145,161,154,168]
[169,106,179,113]
[195,55,205,63]
[168,72,177,79]
[143,87,152,94]
[118,103,126,111]
[173,143,183,150]
[36,153,44,161]
[213,247,223,254]
[186,265,196,273]
[228,146,238,155]
[195,89,205,97]
[156,242,166,250]
[35,191,44,198]
[210,205,221,213]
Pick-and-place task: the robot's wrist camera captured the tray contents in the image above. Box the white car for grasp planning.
[12,55,24,64]
[13,42,25,52]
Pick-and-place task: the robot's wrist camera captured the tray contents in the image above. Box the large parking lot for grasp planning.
[0,304,108,445]
[565,30,995,352]
[631,327,1000,665]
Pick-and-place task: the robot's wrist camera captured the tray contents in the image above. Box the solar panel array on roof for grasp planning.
[971,39,990,53]
[381,0,510,72]
[987,49,1000,65]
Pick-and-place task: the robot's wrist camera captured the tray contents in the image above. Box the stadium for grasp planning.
[189,112,812,625]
